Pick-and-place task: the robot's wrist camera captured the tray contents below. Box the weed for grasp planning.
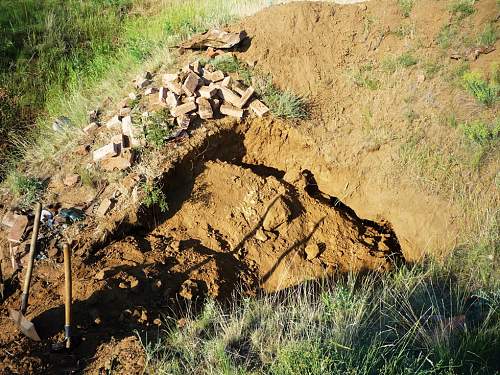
[256,77,307,119]
[437,24,458,49]
[143,108,175,149]
[382,53,418,73]
[351,64,380,90]
[451,0,476,19]
[141,181,168,212]
[462,71,499,107]
[7,172,45,208]
[423,61,442,78]
[203,55,253,85]
[477,23,498,47]
[398,0,414,17]
[397,52,418,67]
[459,120,500,145]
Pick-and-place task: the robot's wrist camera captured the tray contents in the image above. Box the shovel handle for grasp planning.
[63,244,72,346]
[21,202,42,314]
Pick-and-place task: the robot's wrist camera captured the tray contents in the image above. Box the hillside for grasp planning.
[0,0,499,373]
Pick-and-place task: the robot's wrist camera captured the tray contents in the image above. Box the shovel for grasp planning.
[9,202,42,341]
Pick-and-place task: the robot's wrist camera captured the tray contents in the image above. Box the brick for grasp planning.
[106,115,122,130]
[166,81,183,96]
[119,107,132,117]
[144,87,158,96]
[158,87,168,101]
[122,116,144,147]
[182,96,196,103]
[198,85,218,99]
[220,103,243,118]
[2,212,17,228]
[101,149,134,171]
[171,102,197,117]
[96,198,114,217]
[176,114,191,128]
[249,99,270,117]
[182,72,201,96]
[111,133,128,149]
[93,143,119,162]
[63,174,80,187]
[166,91,179,108]
[236,86,255,108]
[191,60,203,75]
[162,73,178,83]
[197,97,213,119]
[204,70,225,82]
[219,87,242,107]
[232,81,247,96]
[7,215,28,243]
[84,122,99,135]
[221,76,232,88]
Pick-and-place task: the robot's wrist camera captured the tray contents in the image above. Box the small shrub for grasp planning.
[142,181,168,212]
[398,0,414,17]
[8,173,45,208]
[397,52,418,67]
[462,71,499,107]
[143,109,175,149]
[451,0,476,19]
[477,23,498,47]
[459,120,499,144]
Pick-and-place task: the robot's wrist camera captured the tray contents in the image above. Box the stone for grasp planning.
[83,122,99,135]
[153,318,162,326]
[179,279,198,300]
[144,87,158,95]
[262,196,291,231]
[96,198,114,217]
[176,114,191,128]
[63,174,80,187]
[249,99,270,117]
[130,277,139,288]
[182,72,201,96]
[101,149,134,171]
[305,243,321,260]
[143,71,153,80]
[122,116,144,147]
[255,229,268,242]
[191,60,203,75]
[162,73,179,83]
[221,76,232,88]
[196,97,213,119]
[182,96,196,103]
[119,107,132,117]
[236,87,255,108]
[171,102,197,117]
[219,87,241,107]
[165,91,179,108]
[128,92,139,100]
[166,80,183,96]
[93,143,119,162]
[105,115,122,130]
[206,47,218,58]
[220,103,243,118]
[198,85,218,99]
[95,267,113,280]
[7,215,29,243]
[204,70,225,82]
[158,87,168,101]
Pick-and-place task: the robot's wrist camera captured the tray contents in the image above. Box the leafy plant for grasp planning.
[451,0,476,19]
[462,71,499,107]
[142,181,168,212]
[7,172,45,208]
[143,109,175,149]
[460,120,500,144]
[398,0,414,17]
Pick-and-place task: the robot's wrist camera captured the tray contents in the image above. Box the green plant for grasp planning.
[477,23,498,47]
[397,52,418,67]
[143,109,175,149]
[351,64,380,90]
[423,61,442,78]
[398,0,414,17]
[142,181,168,212]
[459,120,500,144]
[7,172,45,208]
[451,0,476,19]
[462,71,499,107]
[437,24,458,49]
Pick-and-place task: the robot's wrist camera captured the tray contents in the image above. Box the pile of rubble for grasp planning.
[90,58,270,171]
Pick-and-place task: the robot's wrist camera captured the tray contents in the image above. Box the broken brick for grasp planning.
[198,85,218,99]
[236,86,255,108]
[232,81,247,96]
[162,73,179,84]
[96,198,114,217]
[105,115,122,130]
[166,91,179,108]
[220,103,243,118]
[249,99,270,117]
[145,87,158,96]
[119,107,132,117]
[197,97,213,119]
[166,81,183,96]
[171,102,197,117]
[93,143,119,162]
[204,70,225,82]
[219,87,242,107]
[158,87,168,101]
[176,114,191,128]
[7,215,28,243]
[221,76,232,88]
[122,116,144,147]
[182,72,201,96]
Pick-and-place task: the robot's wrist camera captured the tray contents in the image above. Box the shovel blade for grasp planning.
[9,308,41,341]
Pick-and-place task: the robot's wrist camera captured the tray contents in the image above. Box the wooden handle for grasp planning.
[21,202,42,314]
[63,244,72,341]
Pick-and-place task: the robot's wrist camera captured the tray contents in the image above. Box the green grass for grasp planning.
[459,119,500,145]
[450,0,476,19]
[351,64,381,90]
[6,172,45,209]
[398,0,415,18]
[462,71,499,107]
[437,25,458,49]
[382,52,418,73]
[477,23,498,47]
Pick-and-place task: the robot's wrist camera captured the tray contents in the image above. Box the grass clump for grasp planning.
[351,64,380,90]
[141,181,168,213]
[7,173,45,208]
[451,0,476,19]
[437,24,458,49]
[477,23,498,47]
[398,0,414,18]
[383,52,418,73]
[397,52,418,67]
[459,119,500,145]
[462,71,499,107]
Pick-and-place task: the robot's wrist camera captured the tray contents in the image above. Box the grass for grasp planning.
[398,0,415,18]
[382,52,418,73]
[477,23,498,47]
[5,172,45,209]
[351,64,381,90]
[450,0,476,19]
[437,25,458,49]
[462,71,499,107]
[143,108,175,149]
[141,265,499,374]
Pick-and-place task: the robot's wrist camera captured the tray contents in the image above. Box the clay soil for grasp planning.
[1,0,498,373]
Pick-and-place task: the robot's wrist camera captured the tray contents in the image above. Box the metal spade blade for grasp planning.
[9,308,41,341]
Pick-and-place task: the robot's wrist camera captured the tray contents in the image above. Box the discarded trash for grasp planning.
[52,116,73,132]
[179,29,247,49]
[41,209,54,227]
[59,208,86,223]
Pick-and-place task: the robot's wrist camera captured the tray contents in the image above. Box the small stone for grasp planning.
[179,279,198,300]
[236,87,255,108]
[105,115,122,130]
[129,92,139,100]
[95,267,113,280]
[119,282,128,289]
[204,70,225,82]
[262,196,291,231]
[206,47,218,58]
[182,72,201,96]
[249,99,270,117]
[101,149,134,171]
[153,318,162,326]
[305,243,321,260]
[93,143,119,162]
[171,102,197,117]
[7,215,29,243]
[145,87,158,96]
[220,103,243,118]
[219,87,242,107]
[197,97,213,119]
[63,174,80,187]
[83,122,99,135]
[255,229,268,242]
[96,198,114,217]
[129,277,139,288]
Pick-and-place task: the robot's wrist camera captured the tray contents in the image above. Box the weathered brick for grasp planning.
[204,70,225,82]
[144,87,158,96]
[221,76,232,88]
[198,85,218,99]
[197,97,213,119]
[182,72,201,96]
[105,115,122,130]
[122,116,144,147]
[162,73,178,84]
[232,81,247,96]
[249,99,270,117]
[83,122,99,135]
[166,91,179,108]
[236,87,255,108]
[93,143,119,162]
[158,87,168,101]
[219,87,242,107]
[166,81,183,96]
[171,102,197,117]
[220,103,243,118]
[7,215,28,243]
